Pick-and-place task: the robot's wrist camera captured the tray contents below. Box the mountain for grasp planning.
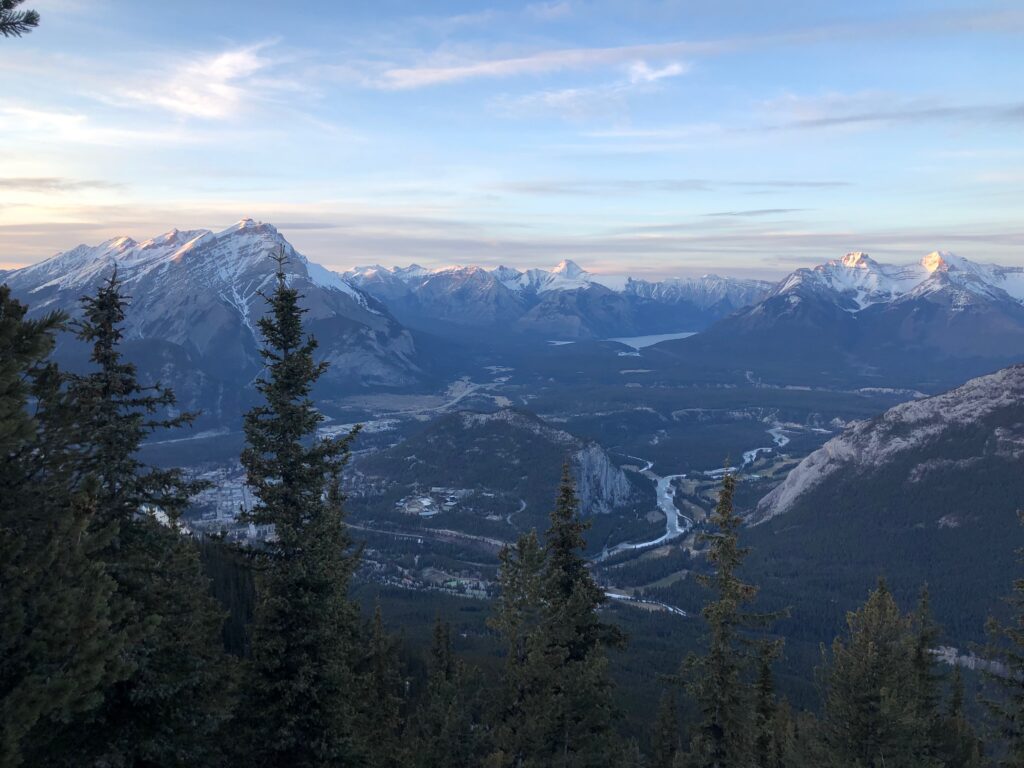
[3,219,421,424]
[344,260,771,339]
[655,251,1024,388]
[738,365,1024,674]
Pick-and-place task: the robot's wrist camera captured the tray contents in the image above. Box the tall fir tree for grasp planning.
[356,606,407,768]
[650,690,681,768]
[488,528,545,766]
[239,253,362,767]
[820,579,937,768]
[0,0,38,37]
[681,472,764,768]
[0,288,122,768]
[409,618,481,768]
[38,272,232,767]
[753,642,784,768]
[983,509,1024,767]
[490,465,624,768]
[942,668,983,768]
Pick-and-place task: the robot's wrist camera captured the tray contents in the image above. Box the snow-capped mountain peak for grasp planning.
[839,251,876,269]
[552,259,586,279]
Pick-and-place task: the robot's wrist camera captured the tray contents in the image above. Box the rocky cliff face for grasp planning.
[754,364,1024,523]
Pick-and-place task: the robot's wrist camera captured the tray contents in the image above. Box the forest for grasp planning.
[3,262,1024,768]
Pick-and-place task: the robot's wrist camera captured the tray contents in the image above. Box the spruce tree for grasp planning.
[357,606,406,768]
[491,465,624,767]
[942,669,982,768]
[0,288,122,768]
[40,272,232,767]
[753,642,784,768]
[983,509,1024,767]
[650,690,680,768]
[488,529,545,765]
[239,253,361,767]
[0,0,38,37]
[681,472,763,768]
[820,580,937,768]
[409,618,480,768]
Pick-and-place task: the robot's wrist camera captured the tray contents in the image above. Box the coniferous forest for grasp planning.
[3,262,1024,768]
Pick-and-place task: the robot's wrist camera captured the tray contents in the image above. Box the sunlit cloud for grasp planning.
[115,42,278,119]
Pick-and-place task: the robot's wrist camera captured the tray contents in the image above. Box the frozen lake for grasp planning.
[606,331,697,350]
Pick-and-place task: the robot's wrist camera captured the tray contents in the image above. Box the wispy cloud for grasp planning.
[706,208,807,217]
[0,177,121,192]
[526,1,573,21]
[115,42,280,119]
[493,178,848,195]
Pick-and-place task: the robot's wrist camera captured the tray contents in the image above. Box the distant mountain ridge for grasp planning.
[655,250,1024,388]
[344,259,771,339]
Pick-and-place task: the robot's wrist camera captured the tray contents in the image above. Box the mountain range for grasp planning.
[344,260,770,339]
[653,250,1024,389]
[3,220,421,423]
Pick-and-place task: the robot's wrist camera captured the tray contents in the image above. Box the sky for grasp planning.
[1,0,1023,279]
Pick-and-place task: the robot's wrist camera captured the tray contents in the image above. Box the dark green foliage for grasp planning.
[681,472,765,768]
[238,254,362,766]
[408,618,482,768]
[357,606,407,768]
[650,690,680,768]
[983,510,1024,767]
[942,669,982,768]
[820,580,938,768]
[0,288,122,768]
[0,0,38,37]
[39,273,233,767]
[489,465,625,767]
[197,536,256,656]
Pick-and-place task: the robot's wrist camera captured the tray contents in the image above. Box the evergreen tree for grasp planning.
[0,288,122,768]
[820,580,937,768]
[753,642,784,768]
[0,0,38,37]
[983,509,1024,767]
[941,669,982,768]
[357,606,406,768]
[489,466,625,767]
[488,529,545,765]
[40,273,232,767]
[409,618,480,768]
[650,690,680,768]
[681,472,763,768]
[239,253,362,767]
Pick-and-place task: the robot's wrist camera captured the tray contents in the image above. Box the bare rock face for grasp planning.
[754,364,1024,523]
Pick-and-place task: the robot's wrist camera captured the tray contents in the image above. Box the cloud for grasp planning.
[705,208,807,217]
[526,1,573,20]
[116,43,277,119]
[0,177,120,192]
[377,40,720,89]
[760,92,1024,132]
[628,60,687,84]
[493,178,848,195]
[0,106,198,146]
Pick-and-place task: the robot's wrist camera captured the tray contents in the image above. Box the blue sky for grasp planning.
[2,0,1023,278]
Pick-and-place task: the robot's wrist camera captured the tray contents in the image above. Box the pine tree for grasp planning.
[239,253,362,767]
[357,606,406,768]
[941,668,982,768]
[0,288,122,768]
[983,509,1024,767]
[491,465,624,768]
[650,690,680,768]
[753,642,784,768]
[409,618,480,768]
[820,579,936,768]
[0,0,38,37]
[488,529,545,766]
[681,472,764,768]
[39,272,232,767]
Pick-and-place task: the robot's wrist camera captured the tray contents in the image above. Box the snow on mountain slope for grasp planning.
[344,259,769,337]
[773,250,1024,311]
[753,364,1024,523]
[5,219,421,394]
